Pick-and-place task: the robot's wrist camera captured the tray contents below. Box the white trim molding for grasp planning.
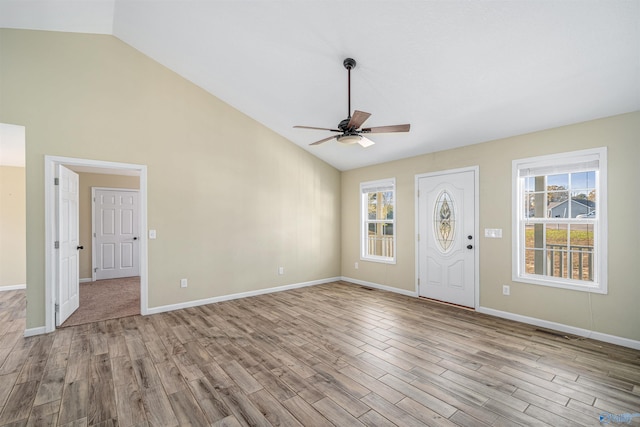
[44,155,148,334]
[340,276,417,297]
[360,178,397,264]
[512,147,607,294]
[146,277,341,315]
[0,284,26,291]
[341,277,640,351]
[414,166,480,308]
[24,327,47,338]
[478,306,640,351]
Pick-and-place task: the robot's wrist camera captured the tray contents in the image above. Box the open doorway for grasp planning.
[44,156,148,333]
[0,124,26,293]
[0,123,26,337]
[60,173,141,327]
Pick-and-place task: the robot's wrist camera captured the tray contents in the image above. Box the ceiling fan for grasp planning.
[294,58,410,148]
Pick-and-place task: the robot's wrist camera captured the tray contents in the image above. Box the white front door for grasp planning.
[57,165,80,325]
[93,188,140,280]
[417,169,476,307]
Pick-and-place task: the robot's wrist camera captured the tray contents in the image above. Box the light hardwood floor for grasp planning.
[0,281,639,426]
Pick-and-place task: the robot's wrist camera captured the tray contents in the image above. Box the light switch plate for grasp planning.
[149,229,157,239]
[484,228,503,238]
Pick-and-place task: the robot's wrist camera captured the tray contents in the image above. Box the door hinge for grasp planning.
[417,234,420,242]
[54,241,60,249]
[54,303,59,313]
[54,177,59,185]
[418,278,420,285]
[417,189,420,197]
[94,267,98,273]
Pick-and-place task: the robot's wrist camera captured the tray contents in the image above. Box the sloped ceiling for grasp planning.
[1,0,639,170]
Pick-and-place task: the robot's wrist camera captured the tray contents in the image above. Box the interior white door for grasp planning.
[418,170,476,307]
[94,189,140,280]
[57,165,80,325]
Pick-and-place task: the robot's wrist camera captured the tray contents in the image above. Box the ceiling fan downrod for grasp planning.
[344,58,356,120]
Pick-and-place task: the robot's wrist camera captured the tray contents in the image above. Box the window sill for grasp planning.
[513,275,607,294]
[361,256,396,265]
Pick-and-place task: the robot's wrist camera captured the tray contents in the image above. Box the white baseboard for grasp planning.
[146,277,341,315]
[340,277,640,350]
[0,284,26,291]
[22,275,640,350]
[80,278,93,283]
[340,276,417,297]
[24,326,47,337]
[477,307,640,351]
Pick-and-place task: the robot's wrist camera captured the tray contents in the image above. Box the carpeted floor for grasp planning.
[60,276,140,327]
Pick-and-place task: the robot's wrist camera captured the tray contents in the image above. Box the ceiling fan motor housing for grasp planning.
[338,118,352,131]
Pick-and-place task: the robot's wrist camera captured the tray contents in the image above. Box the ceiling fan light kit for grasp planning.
[294,57,410,148]
[336,134,361,145]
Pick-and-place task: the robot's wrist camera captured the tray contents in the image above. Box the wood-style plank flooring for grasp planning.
[1,281,639,426]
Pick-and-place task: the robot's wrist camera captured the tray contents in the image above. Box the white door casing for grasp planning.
[57,165,80,325]
[42,155,148,336]
[417,168,477,307]
[93,188,140,280]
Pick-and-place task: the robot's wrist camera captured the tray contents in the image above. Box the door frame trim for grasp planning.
[44,155,148,333]
[91,187,140,282]
[414,166,480,308]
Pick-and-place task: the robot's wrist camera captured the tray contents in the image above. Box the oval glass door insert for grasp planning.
[433,190,456,252]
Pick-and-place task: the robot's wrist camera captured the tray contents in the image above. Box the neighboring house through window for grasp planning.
[361,178,396,263]
[513,148,607,293]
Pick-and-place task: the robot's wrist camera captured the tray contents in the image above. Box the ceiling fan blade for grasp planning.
[294,125,341,132]
[357,137,375,148]
[347,110,371,129]
[309,135,338,146]
[361,124,410,133]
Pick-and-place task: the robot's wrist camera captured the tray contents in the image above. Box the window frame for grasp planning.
[360,178,396,264]
[512,147,607,294]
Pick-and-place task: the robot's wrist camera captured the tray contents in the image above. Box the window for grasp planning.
[513,148,607,293]
[361,178,396,263]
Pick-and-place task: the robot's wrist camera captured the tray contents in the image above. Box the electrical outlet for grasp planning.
[502,285,510,296]
[278,267,284,275]
[180,278,188,288]
[354,262,359,269]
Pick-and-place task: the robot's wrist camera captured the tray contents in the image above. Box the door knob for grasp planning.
[468,235,473,240]
[467,244,473,249]
[77,245,84,250]
[133,237,138,240]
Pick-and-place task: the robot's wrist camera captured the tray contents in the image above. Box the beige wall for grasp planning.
[342,112,640,341]
[76,172,140,279]
[0,29,341,329]
[2,28,637,343]
[0,166,26,287]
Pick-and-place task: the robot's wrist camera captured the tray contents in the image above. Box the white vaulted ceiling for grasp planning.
[1,1,639,170]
